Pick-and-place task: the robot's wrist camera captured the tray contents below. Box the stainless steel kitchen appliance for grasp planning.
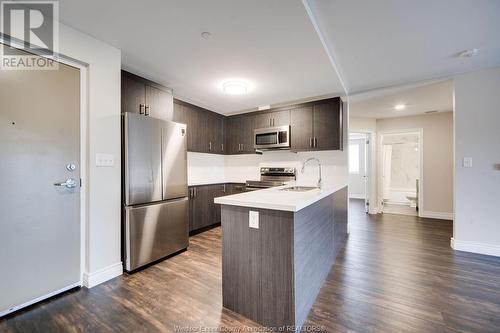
[245,167,296,191]
[254,125,290,150]
[122,113,189,272]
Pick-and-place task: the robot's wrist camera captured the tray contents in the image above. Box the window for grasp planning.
[349,144,360,174]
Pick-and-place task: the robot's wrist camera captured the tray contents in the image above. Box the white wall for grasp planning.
[453,67,500,257]
[58,26,122,286]
[377,112,454,218]
[188,152,225,185]
[350,113,454,218]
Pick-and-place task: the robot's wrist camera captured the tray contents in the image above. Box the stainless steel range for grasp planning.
[245,167,296,191]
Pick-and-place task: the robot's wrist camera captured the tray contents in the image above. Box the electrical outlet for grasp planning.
[463,157,473,168]
[96,153,115,167]
[249,211,259,229]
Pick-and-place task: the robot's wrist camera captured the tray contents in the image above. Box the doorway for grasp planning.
[0,44,82,316]
[379,130,423,217]
[349,132,371,213]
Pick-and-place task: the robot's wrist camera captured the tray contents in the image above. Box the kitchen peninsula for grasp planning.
[214,185,348,330]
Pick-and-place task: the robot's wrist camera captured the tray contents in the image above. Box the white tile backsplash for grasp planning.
[187,152,226,185]
[188,150,348,189]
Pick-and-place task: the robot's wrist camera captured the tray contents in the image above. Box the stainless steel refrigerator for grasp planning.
[122,112,189,272]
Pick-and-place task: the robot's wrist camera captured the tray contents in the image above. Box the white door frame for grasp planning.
[377,129,424,217]
[349,132,371,212]
[0,37,88,315]
[349,130,377,214]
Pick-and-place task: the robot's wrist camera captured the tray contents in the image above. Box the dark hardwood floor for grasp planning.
[1,199,500,332]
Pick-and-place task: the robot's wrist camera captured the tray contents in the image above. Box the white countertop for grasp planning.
[214,182,347,212]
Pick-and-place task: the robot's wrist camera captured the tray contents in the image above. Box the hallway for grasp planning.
[1,200,500,332]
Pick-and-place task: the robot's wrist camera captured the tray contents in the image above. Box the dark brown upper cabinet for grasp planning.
[225,113,255,154]
[290,98,343,151]
[145,85,173,120]
[121,73,145,115]
[254,109,290,128]
[173,99,225,154]
[121,71,173,121]
[312,98,342,150]
[290,106,314,150]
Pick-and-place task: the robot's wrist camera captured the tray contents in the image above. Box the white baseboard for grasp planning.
[349,194,365,199]
[83,262,123,288]
[451,238,500,257]
[0,282,80,317]
[421,211,454,220]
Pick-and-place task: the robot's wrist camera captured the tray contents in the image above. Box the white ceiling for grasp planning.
[58,0,345,114]
[57,0,500,115]
[349,80,453,119]
[305,0,500,94]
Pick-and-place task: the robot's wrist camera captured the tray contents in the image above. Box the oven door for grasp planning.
[254,125,290,149]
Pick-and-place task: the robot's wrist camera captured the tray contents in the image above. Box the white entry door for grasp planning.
[0,46,81,316]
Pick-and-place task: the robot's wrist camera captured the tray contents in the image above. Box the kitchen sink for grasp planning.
[280,186,318,192]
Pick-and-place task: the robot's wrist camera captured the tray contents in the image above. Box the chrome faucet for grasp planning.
[301,157,322,188]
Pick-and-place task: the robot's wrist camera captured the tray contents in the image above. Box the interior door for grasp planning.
[0,46,81,315]
[124,113,162,205]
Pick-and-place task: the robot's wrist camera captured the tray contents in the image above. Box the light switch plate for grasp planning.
[463,157,473,168]
[249,211,259,229]
[96,153,115,167]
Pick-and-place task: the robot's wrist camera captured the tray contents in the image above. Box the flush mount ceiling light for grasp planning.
[458,48,480,58]
[223,81,248,95]
[394,104,406,110]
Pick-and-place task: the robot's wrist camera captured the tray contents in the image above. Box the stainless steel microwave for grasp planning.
[254,125,290,150]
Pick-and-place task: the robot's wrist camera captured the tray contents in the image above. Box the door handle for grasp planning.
[54,178,77,189]
[145,105,150,116]
[139,104,145,115]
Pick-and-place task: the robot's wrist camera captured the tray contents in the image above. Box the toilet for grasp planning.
[406,194,418,208]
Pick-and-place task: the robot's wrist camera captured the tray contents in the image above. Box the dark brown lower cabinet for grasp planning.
[188,183,245,233]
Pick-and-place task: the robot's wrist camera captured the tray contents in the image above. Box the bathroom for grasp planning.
[381,132,421,216]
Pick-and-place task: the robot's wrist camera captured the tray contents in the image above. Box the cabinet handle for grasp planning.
[223,184,226,193]
[139,104,145,115]
[314,137,317,147]
[194,187,197,198]
[269,118,272,127]
[240,144,244,151]
[309,137,313,148]
[209,141,212,151]
[273,118,275,126]
[145,105,150,116]
[221,143,224,151]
